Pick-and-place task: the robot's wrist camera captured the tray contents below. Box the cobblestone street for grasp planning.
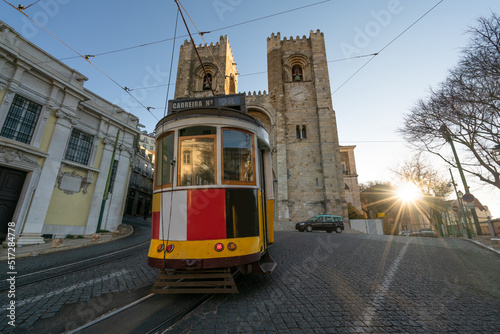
[0,218,157,333]
[2,222,500,333]
[167,231,500,333]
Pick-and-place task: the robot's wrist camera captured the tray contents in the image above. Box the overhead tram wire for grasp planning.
[17,0,40,10]
[174,0,215,96]
[28,0,333,65]
[178,0,226,87]
[331,0,445,95]
[3,1,159,121]
[125,52,380,93]
[163,9,180,118]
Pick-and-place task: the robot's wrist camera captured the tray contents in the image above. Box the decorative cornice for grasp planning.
[0,146,40,169]
[55,109,79,125]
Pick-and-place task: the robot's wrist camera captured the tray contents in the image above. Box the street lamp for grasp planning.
[440,125,481,235]
[449,172,470,239]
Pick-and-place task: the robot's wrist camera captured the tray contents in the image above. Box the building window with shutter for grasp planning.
[1,94,43,144]
[64,128,94,165]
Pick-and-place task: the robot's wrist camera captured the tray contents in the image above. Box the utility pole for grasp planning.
[96,130,120,233]
[449,169,470,238]
[441,126,482,235]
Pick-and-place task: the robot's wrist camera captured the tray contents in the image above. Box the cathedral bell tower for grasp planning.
[266,30,346,220]
[174,35,238,99]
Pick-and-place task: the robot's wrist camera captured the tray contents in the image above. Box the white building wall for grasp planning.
[0,21,141,244]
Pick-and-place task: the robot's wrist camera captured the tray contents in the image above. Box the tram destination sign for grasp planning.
[168,93,247,114]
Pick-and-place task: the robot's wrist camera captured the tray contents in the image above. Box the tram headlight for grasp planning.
[214,243,224,252]
[166,244,175,253]
[227,242,237,251]
[157,244,164,252]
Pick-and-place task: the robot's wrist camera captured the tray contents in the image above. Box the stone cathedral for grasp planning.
[174,30,349,221]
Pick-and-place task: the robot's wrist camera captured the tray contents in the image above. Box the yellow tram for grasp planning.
[148,94,276,285]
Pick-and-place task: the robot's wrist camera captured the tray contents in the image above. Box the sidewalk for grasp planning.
[461,234,500,255]
[0,222,134,261]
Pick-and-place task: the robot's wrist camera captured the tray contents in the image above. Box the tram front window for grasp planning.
[179,137,215,186]
[222,129,254,184]
[156,133,174,187]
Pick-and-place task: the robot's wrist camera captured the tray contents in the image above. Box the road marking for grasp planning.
[1,269,128,309]
[362,239,410,327]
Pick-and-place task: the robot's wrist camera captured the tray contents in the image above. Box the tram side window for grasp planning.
[222,129,254,184]
[178,137,215,186]
[156,133,174,187]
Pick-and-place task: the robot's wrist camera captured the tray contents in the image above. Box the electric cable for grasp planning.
[17,0,40,10]
[178,0,227,88]
[3,0,159,121]
[174,0,215,95]
[332,0,445,95]
[163,9,179,117]
[27,0,332,63]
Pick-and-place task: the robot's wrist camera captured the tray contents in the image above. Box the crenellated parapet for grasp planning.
[176,35,237,97]
[180,35,235,59]
[267,29,324,49]
[245,90,268,97]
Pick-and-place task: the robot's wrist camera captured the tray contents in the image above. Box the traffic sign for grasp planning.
[462,194,475,203]
[452,205,459,212]
[388,217,394,223]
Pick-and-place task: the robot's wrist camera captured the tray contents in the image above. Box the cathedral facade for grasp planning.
[174,30,348,221]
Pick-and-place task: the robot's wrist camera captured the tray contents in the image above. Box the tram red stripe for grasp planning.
[151,211,160,239]
[187,189,226,240]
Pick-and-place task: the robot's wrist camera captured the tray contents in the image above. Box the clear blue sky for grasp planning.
[2,0,499,217]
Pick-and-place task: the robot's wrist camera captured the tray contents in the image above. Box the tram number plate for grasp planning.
[217,96,240,106]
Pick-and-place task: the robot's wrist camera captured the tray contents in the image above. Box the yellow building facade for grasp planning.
[0,21,140,244]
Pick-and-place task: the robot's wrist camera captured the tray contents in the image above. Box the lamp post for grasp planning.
[449,169,469,238]
[457,190,473,239]
[440,125,482,235]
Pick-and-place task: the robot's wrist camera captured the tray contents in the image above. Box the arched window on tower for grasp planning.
[296,125,307,139]
[292,65,303,82]
[203,73,213,90]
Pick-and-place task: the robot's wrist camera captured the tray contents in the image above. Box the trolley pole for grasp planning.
[96,130,120,233]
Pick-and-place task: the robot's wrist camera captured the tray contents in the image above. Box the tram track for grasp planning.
[67,292,213,334]
[0,240,150,291]
[66,270,242,334]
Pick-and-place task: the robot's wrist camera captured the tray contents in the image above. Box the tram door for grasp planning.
[259,148,268,251]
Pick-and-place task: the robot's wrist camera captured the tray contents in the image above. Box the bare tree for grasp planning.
[400,13,500,189]
[393,154,453,199]
[393,154,453,235]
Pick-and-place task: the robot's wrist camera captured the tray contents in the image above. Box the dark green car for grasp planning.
[295,214,344,233]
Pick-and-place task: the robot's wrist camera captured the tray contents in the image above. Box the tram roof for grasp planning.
[155,106,265,131]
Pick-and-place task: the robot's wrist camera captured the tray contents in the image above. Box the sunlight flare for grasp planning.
[396,183,421,203]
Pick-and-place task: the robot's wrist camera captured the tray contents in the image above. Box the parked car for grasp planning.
[295,215,344,233]
[399,230,411,236]
[410,230,421,237]
[419,228,437,237]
